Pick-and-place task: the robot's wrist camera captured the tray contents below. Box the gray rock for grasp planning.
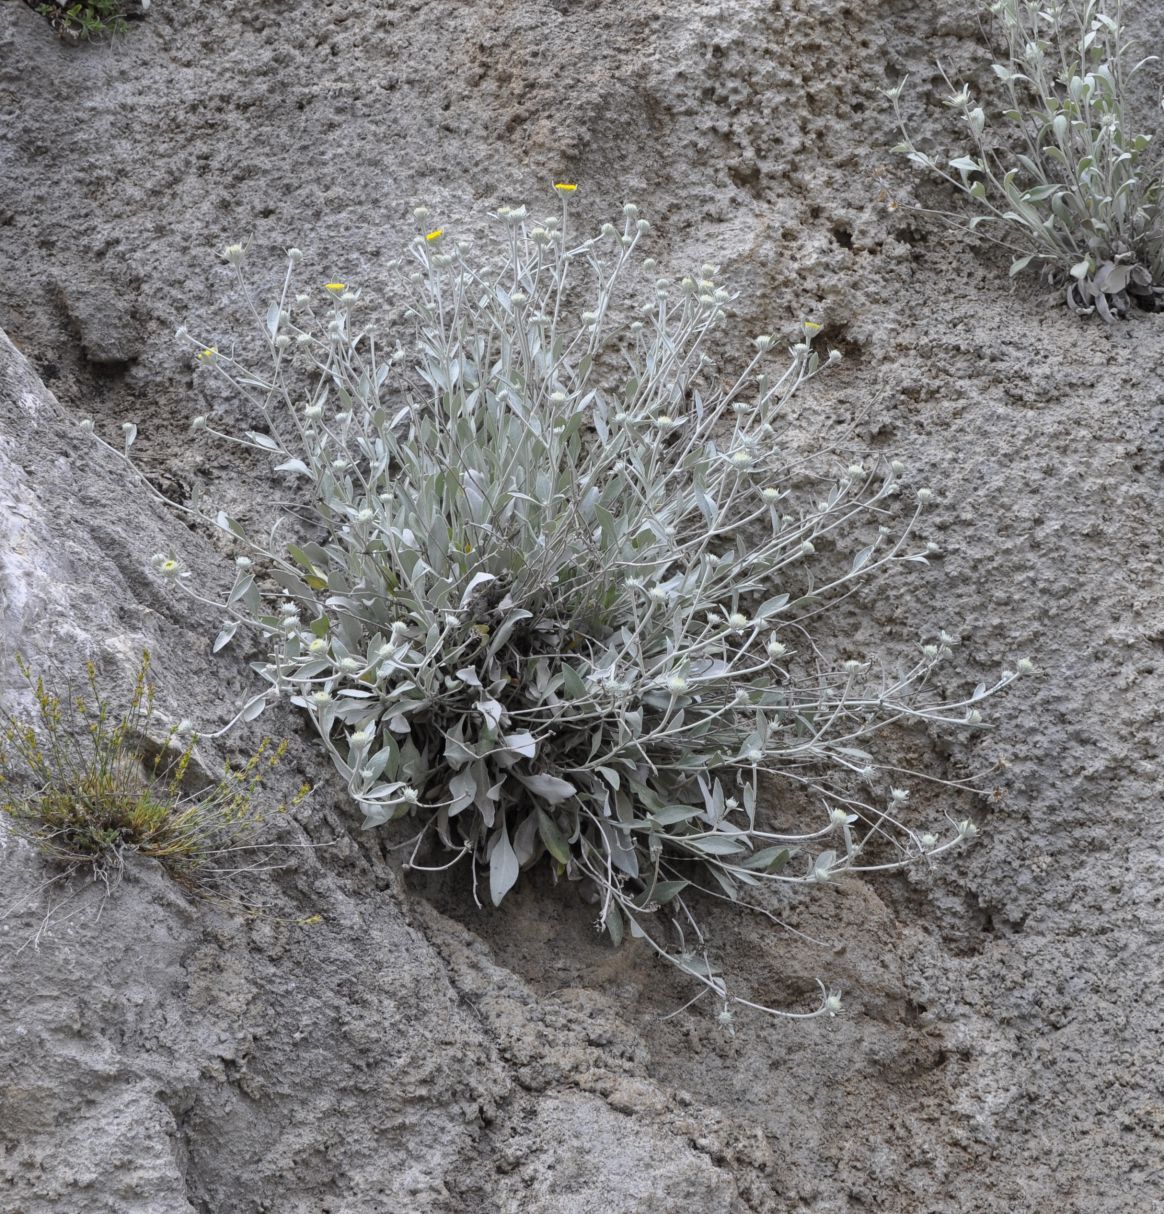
[55,281,143,368]
[2,0,1164,1209]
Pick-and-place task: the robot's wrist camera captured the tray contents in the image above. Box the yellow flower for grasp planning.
[325,282,346,293]
[425,229,444,242]
[553,182,578,193]
[802,320,822,334]
[196,347,218,362]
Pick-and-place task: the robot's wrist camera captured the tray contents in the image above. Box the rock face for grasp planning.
[2,1,1163,1211]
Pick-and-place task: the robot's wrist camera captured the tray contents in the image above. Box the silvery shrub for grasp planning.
[890,0,1164,319]
[159,196,1022,1019]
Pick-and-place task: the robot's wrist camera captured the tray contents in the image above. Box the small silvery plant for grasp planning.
[129,190,1024,1020]
[889,0,1164,319]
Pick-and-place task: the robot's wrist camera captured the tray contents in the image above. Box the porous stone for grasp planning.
[2,0,1163,1210]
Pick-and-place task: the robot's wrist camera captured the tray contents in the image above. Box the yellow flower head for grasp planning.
[553,182,578,193]
[325,282,346,293]
[802,320,822,334]
[425,229,444,242]
[196,347,218,362]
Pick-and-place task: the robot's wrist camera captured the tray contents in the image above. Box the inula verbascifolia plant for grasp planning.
[125,188,1026,1019]
[890,0,1164,319]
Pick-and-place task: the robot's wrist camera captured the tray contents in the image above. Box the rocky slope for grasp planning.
[2,1,1162,1210]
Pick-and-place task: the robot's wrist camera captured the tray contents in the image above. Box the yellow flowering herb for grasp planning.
[325,282,346,293]
[425,229,444,242]
[553,182,578,193]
